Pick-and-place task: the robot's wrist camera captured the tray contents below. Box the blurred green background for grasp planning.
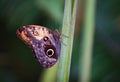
[0,0,120,82]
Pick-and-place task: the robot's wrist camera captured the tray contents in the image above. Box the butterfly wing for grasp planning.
[16,25,61,68]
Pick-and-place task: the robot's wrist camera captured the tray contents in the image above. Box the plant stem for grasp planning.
[79,0,96,82]
[57,0,77,82]
[39,63,58,82]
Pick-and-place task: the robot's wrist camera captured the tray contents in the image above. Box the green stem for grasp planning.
[57,0,77,82]
[39,63,58,82]
[79,0,96,82]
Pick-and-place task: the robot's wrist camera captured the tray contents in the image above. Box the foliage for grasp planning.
[0,0,120,82]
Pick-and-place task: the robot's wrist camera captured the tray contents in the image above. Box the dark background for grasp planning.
[0,0,120,82]
[0,0,63,82]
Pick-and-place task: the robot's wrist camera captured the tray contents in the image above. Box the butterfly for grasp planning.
[16,25,61,68]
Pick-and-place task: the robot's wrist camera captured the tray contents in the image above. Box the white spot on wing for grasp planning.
[27,26,50,40]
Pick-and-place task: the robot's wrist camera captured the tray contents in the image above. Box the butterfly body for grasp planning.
[16,25,61,68]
